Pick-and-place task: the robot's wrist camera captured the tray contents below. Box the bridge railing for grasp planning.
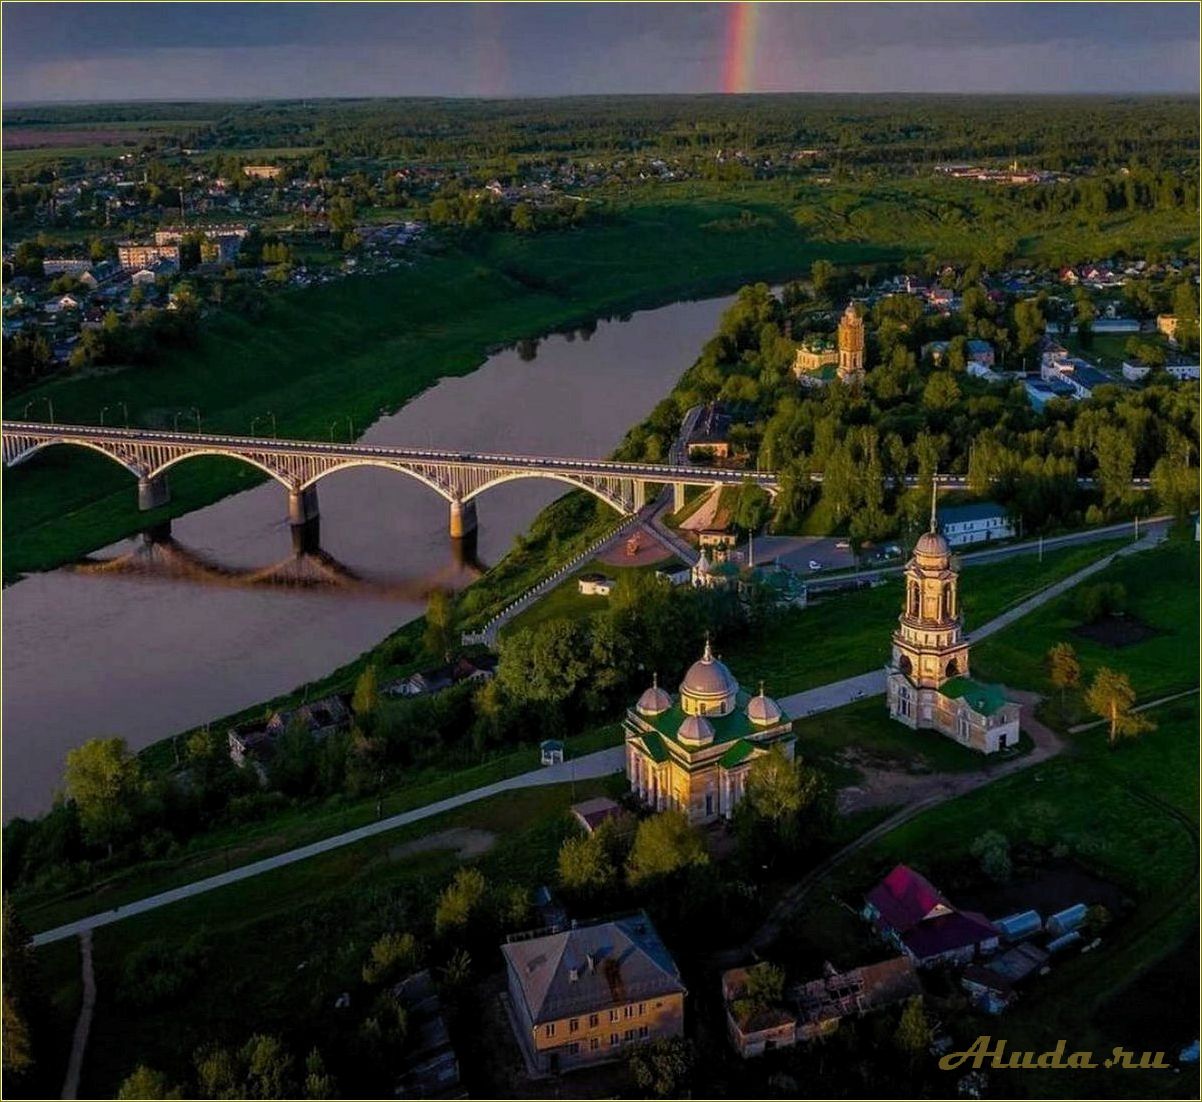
[460,515,640,649]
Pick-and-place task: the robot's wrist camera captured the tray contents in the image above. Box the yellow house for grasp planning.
[625,641,794,824]
[501,913,686,1074]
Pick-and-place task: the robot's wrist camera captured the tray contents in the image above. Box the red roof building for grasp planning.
[863,864,999,967]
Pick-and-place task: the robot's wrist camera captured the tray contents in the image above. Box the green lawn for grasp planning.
[973,537,1200,726]
[53,775,624,1098]
[792,697,1032,782]
[15,723,624,935]
[725,538,1127,696]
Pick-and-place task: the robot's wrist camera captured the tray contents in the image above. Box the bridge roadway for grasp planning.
[2,420,786,535]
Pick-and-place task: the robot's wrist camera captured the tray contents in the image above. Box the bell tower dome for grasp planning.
[890,481,970,689]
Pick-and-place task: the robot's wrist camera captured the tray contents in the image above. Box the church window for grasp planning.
[946,658,959,677]
[898,654,912,676]
[957,710,971,744]
[705,793,713,816]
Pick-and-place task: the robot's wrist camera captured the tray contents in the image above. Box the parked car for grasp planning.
[809,560,823,571]
[835,540,850,549]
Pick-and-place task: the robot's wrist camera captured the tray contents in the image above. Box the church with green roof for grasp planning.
[624,640,794,825]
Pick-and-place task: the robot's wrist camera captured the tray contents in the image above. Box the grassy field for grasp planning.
[792,697,1032,783]
[724,538,1127,696]
[15,722,624,936]
[973,535,1200,727]
[59,774,624,1098]
[3,200,890,582]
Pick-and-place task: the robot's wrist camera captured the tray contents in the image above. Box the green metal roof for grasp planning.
[639,694,761,748]
[718,739,757,768]
[941,677,1010,717]
[638,732,670,764]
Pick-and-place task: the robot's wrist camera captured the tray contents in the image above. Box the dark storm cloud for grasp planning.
[2,2,1197,101]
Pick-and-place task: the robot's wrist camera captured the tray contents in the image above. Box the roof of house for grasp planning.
[866,865,954,932]
[899,909,1000,960]
[570,796,624,833]
[938,502,1008,524]
[502,913,685,1024]
[941,677,1010,717]
[688,402,733,445]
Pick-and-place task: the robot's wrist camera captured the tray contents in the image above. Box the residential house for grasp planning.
[501,913,686,1074]
[42,257,93,275]
[243,165,283,180]
[540,739,565,766]
[1091,317,1140,334]
[864,865,1000,967]
[227,693,351,766]
[936,502,1015,547]
[1157,314,1181,343]
[117,242,180,270]
[1024,377,1076,412]
[391,970,463,1099]
[686,403,734,462]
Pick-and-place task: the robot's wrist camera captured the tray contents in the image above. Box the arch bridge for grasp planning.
[2,421,782,537]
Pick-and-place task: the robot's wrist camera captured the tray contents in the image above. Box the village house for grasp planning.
[391,970,462,1098]
[1122,355,1201,383]
[863,864,1001,968]
[1157,313,1181,343]
[227,693,351,767]
[577,572,614,596]
[961,942,1049,1015]
[936,502,1015,547]
[384,653,498,698]
[791,956,922,1041]
[501,913,686,1075]
[686,402,735,461]
[721,968,797,1058]
[243,164,284,180]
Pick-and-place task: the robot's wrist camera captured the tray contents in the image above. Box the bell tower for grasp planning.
[837,303,865,382]
[890,483,970,690]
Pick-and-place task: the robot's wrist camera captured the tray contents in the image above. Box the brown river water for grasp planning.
[2,293,735,819]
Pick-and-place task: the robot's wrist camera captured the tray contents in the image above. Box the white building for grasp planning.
[936,503,1015,547]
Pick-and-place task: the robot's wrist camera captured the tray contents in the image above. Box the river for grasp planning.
[2,292,735,819]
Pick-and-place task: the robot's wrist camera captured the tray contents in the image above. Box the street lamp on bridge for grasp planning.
[189,407,202,433]
[252,412,277,439]
[22,396,54,424]
[328,414,354,443]
[100,402,130,428]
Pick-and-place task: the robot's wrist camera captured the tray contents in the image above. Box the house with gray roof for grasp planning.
[501,912,686,1074]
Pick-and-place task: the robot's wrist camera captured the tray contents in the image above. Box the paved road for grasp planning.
[31,746,625,948]
[60,930,95,1099]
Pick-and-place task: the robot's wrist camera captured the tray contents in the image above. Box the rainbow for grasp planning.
[721,1,761,94]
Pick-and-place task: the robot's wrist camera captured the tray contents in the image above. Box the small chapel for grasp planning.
[625,640,794,825]
[885,490,1021,754]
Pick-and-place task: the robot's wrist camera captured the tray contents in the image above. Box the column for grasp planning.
[632,480,647,511]
[137,474,170,511]
[287,485,320,526]
[673,483,686,513]
[449,498,478,539]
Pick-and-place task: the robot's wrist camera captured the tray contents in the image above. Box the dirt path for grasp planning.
[60,930,95,1100]
[679,486,723,532]
[389,827,496,862]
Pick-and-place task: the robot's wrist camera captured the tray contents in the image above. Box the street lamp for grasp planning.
[22,396,54,423]
[190,406,202,433]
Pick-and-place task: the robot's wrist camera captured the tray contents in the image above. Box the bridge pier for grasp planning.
[290,515,322,555]
[673,482,686,514]
[137,474,170,512]
[449,498,478,540]
[288,485,320,526]
[632,481,647,511]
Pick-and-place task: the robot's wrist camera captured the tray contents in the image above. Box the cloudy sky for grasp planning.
[3,2,1198,102]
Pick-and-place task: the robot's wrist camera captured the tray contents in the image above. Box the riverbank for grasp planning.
[3,200,891,582]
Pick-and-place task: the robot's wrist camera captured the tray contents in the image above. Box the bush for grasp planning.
[1074,582,1127,624]
[118,934,210,1008]
[362,931,421,985]
[970,830,1012,883]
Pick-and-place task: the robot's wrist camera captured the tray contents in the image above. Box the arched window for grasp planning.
[946,657,959,678]
[898,654,913,676]
[907,581,919,617]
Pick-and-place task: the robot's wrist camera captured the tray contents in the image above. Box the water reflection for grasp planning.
[68,520,486,599]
